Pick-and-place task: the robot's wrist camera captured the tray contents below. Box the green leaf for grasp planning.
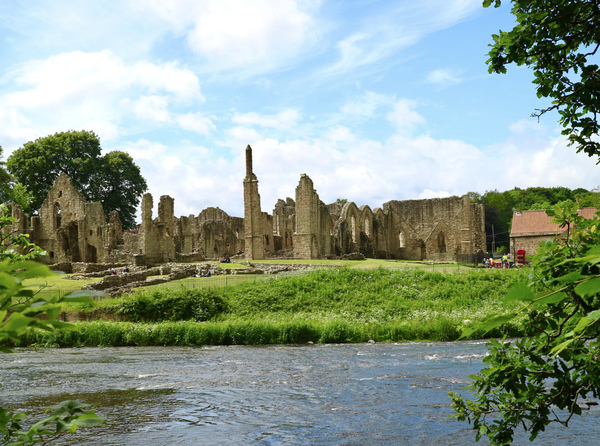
[533,291,568,305]
[574,277,600,298]
[478,313,518,333]
[72,412,106,428]
[501,282,534,303]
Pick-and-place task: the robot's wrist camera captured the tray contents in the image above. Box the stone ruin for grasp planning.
[2,145,486,265]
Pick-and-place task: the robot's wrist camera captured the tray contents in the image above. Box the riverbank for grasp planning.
[13,267,529,347]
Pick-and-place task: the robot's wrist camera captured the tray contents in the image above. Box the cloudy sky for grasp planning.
[1,0,598,219]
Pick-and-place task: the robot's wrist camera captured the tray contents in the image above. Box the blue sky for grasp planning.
[1,0,598,219]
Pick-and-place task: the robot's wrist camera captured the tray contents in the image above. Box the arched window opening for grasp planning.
[165,228,171,237]
[438,232,447,253]
[213,247,218,258]
[226,238,230,249]
[365,218,371,238]
[276,216,280,236]
[55,203,62,228]
[351,214,357,243]
[399,232,405,248]
[236,228,240,239]
[97,227,102,237]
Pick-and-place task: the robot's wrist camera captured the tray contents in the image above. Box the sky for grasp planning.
[1,0,599,220]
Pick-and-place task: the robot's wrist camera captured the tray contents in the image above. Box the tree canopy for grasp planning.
[484,0,600,160]
[451,204,600,444]
[0,147,12,205]
[7,130,147,229]
[469,186,600,252]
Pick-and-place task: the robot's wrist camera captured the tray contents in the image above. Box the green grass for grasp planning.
[21,273,103,300]
[249,258,464,270]
[16,266,529,347]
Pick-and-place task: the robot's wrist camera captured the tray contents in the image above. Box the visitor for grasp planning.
[203,268,211,278]
[124,266,129,273]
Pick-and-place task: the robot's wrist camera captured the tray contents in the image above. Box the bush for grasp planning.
[118,288,227,322]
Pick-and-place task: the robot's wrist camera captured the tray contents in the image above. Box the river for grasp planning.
[1,341,598,445]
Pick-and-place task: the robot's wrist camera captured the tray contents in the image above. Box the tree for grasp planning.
[0,147,13,205]
[7,130,147,228]
[0,207,106,444]
[450,203,600,444]
[484,0,600,160]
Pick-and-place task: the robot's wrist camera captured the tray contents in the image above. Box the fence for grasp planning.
[456,253,484,267]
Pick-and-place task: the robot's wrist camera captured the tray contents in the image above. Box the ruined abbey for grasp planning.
[3,145,486,265]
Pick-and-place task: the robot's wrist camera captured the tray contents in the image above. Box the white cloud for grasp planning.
[341,91,392,117]
[140,0,319,70]
[132,95,172,123]
[326,0,481,75]
[324,126,355,144]
[176,113,216,135]
[386,99,425,134]
[119,138,169,160]
[427,68,463,86]
[418,189,452,199]
[231,109,301,129]
[509,118,545,135]
[0,50,205,151]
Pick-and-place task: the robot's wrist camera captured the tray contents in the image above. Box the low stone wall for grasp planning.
[71,262,128,273]
[81,264,196,295]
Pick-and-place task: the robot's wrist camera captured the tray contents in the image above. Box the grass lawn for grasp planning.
[249,258,469,271]
[22,273,103,299]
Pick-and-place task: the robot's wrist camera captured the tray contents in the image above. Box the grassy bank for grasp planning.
[14,267,529,347]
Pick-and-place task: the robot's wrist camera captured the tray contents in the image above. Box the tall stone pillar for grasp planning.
[243,145,264,259]
[293,174,318,259]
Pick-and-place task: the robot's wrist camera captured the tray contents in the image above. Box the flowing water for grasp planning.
[1,341,599,445]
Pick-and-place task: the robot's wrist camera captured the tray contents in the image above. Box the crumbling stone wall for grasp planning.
[26,174,123,264]
[272,198,296,254]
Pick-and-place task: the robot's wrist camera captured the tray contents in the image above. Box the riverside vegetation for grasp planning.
[12,267,530,348]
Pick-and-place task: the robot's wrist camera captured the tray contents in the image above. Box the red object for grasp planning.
[516,249,526,264]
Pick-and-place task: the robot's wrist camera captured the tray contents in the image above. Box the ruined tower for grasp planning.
[293,174,320,259]
[243,145,264,259]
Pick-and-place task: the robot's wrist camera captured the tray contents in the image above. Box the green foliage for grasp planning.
[13,268,529,347]
[1,401,105,446]
[0,210,106,444]
[484,0,600,160]
[9,184,33,215]
[450,204,600,445]
[0,147,12,204]
[470,186,600,251]
[0,204,45,261]
[118,288,228,322]
[6,130,147,228]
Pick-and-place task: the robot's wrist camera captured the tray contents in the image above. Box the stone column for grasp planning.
[293,174,319,259]
[243,145,264,259]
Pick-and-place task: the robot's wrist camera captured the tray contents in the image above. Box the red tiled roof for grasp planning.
[510,207,598,236]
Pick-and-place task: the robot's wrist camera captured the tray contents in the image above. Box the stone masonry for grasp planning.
[6,144,486,265]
